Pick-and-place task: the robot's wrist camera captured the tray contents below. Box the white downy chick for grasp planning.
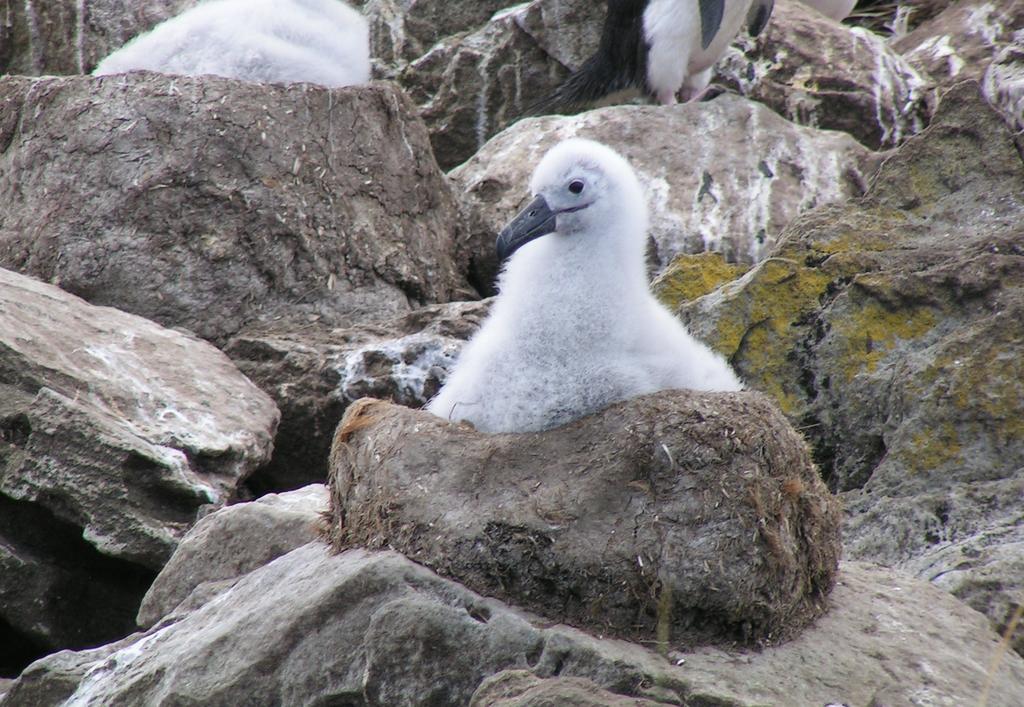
[94,0,370,88]
[427,138,742,433]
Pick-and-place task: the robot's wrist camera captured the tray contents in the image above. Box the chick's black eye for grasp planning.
[568,179,585,194]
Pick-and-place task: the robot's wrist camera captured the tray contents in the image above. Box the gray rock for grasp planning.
[717,0,931,149]
[324,392,842,647]
[363,0,512,69]
[359,0,608,169]
[0,73,468,343]
[450,95,879,293]
[4,545,1023,706]
[0,0,196,75]
[0,267,277,665]
[677,81,1024,654]
[894,0,1024,88]
[226,299,488,492]
[397,3,571,170]
[983,40,1024,138]
[137,484,329,628]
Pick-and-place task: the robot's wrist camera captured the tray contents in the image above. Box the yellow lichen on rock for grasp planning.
[704,258,832,416]
[901,423,963,474]
[650,253,750,310]
[829,299,938,383]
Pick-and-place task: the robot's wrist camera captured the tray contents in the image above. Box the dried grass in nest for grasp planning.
[320,397,388,548]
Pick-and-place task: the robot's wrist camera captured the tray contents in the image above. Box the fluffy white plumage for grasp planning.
[427,138,742,433]
[93,0,370,88]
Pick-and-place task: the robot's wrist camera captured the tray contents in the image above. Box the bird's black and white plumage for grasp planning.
[534,0,773,113]
[426,138,742,433]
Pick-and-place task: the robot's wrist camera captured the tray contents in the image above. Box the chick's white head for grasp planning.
[496,138,648,262]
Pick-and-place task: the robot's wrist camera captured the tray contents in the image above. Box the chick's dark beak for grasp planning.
[495,195,556,262]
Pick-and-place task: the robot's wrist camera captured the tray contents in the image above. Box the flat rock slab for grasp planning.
[0,73,468,343]
[679,80,1024,654]
[0,267,277,664]
[325,392,841,647]
[451,95,878,293]
[4,543,1023,706]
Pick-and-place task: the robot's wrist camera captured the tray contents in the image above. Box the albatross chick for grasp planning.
[93,0,370,88]
[427,138,742,433]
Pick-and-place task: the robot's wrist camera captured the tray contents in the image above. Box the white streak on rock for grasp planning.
[852,27,927,146]
[966,3,1002,47]
[492,2,530,23]
[65,633,162,707]
[75,0,86,73]
[22,0,42,72]
[475,45,495,149]
[905,35,966,78]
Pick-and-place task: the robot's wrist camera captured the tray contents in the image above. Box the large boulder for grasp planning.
[718,0,931,150]
[678,81,1024,653]
[0,267,278,671]
[0,73,468,343]
[450,95,879,293]
[4,542,1023,706]
[226,299,488,493]
[325,392,841,647]
[0,0,196,75]
[894,0,1024,88]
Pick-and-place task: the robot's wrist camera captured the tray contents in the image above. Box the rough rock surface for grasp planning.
[372,0,934,168]
[363,0,513,69]
[4,542,1023,706]
[0,0,196,75]
[0,73,468,343]
[360,0,608,169]
[137,484,328,628]
[894,0,1024,88]
[718,0,931,149]
[470,670,665,706]
[226,300,488,492]
[325,393,841,647]
[396,2,573,170]
[984,39,1024,138]
[650,253,752,312]
[679,81,1024,653]
[451,96,878,293]
[0,267,278,672]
